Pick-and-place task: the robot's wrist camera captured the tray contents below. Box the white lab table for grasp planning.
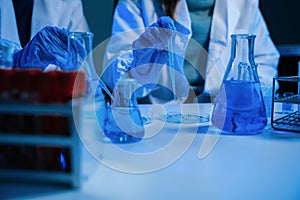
[1,103,300,200]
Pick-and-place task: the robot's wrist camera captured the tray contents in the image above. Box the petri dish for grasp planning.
[157,112,210,124]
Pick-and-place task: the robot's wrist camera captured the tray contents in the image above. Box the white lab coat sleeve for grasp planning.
[101,0,150,93]
[67,0,90,32]
[0,0,20,44]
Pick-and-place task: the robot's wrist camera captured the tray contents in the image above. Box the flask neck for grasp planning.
[232,36,254,64]
[224,34,258,82]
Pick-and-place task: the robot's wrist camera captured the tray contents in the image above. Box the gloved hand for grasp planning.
[13,26,86,71]
[131,16,176,68]
[129,16,190,101]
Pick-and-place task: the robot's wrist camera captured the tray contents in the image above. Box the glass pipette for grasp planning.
[168,34,176,101]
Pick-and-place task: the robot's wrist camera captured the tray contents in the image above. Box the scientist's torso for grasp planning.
[0,0,89,46]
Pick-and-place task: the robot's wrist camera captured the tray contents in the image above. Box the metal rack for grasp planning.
[271,76,300,133]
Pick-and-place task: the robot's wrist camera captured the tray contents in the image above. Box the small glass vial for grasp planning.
[102,77,144,143]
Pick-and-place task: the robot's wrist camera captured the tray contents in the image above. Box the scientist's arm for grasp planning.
[102,0,190,100]
[101,0,146,91]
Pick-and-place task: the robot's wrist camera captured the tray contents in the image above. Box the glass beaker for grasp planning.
[68,32,112,99]
[68,32,101,98]
[0,38,20,69]
[101,77,145,143]
[211,34,267,134]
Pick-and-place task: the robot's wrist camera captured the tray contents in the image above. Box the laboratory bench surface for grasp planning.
[1,103,300,200]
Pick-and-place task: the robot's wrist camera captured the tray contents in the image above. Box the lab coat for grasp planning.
[103,0,279,98]
[0,0,89,46]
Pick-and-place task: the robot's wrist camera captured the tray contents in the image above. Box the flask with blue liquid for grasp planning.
[211,34,267,134]
[101,77,145,143]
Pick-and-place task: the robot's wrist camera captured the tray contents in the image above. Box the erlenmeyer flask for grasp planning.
[102,77,145,143]
[211,34,267,134]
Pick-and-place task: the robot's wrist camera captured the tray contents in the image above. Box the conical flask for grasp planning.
[103,77,145,143]
[211,34,267,134]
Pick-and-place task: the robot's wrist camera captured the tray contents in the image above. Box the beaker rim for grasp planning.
[69,31,94,38]
[231,33,256,38]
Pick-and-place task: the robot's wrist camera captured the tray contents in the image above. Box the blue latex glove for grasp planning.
[129,16,190,96]
[131,16,176,67]
[13,26,86,71]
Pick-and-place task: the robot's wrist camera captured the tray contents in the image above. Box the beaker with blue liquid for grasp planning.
[211,34,267,134]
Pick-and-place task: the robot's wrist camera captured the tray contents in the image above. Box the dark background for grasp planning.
[260,0,300,94]
[81,0,114,47]
[260,0,300,46]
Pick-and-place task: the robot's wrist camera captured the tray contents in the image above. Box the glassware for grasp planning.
[271,76,300,133]
[156,112,210,124]
[101,77,145,143]
[298,61,300,120]
[211,34,267,134]
[0,38,20,69]
[0,7,1,38]
[68,32,112,99]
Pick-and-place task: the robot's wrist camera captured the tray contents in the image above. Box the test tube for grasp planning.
[298,61,300,119]
[0,7,1,38]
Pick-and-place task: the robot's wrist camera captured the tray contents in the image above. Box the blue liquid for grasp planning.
[212,80,267,134]
[101,105,144,143]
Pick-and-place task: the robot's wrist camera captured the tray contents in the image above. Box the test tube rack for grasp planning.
[0,68,88,187]
[0,100,83,187]
[271,76,300,133]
